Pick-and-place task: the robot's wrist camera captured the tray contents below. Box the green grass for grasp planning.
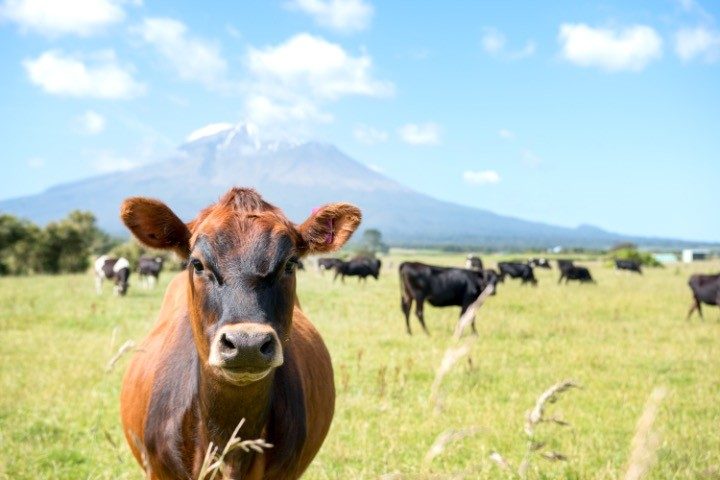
[1,254,719,479]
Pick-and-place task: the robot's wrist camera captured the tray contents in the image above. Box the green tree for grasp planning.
[0,214,42,274]
[37,211,101,273]
[357,228,389,257]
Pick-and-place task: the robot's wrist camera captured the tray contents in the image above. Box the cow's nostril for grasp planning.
[259,338,274,357]
[220,333,235,351]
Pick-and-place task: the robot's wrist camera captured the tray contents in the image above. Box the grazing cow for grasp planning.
[119,187,361,480]
[138,256,164,288]
[497,261,537,285]
[615,259,642,274]
[95,255,131,296]
[465,255,484,271]
[557,259,574,284]
[559,265,595,284]
[318,257,343,274]
[399,262,497,335]
[528,257,552,269]
[686,273,720,320]
[333,257,381,283]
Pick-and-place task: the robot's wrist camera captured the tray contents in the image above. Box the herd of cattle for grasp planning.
[89,187,719,480]
[94,254,165,296]
[94,251,718,325]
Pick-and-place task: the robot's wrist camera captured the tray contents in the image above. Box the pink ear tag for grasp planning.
[312,207,334,245]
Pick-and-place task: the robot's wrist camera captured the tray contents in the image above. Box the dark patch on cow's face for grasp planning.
[186,207,301,385]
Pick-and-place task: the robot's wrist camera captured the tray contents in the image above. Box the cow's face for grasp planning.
[121,188,361,386]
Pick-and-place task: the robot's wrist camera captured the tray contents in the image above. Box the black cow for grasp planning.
[318,257,344,273]
[686,273,720,320]
[557,259,574,283]
[559,265,594,284]
[95,255,131,296]
[615,259,642,274]
[138,256,164,288]
[498,261,537,285]
[465,255,484,271]
[334,257,381,283]
[399,262,497,335]
[529,257,552,269]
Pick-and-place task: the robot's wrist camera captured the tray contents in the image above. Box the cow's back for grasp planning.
[689,274,720,304]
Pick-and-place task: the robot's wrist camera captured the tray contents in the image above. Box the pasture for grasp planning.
[1,253,719,479]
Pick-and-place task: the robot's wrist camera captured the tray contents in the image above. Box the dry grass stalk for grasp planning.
[110,325,119,350]
[453,283,495,340]
[525,380,579,436]
[489,451,512,471]
[429,343,470,407]
[490,379,579,478]
[105,339,136,373]
[197,418,273,480]
[423,427,480,465]
[623,387,667,480]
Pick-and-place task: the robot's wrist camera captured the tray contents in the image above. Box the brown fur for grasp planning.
[119,188,359,479]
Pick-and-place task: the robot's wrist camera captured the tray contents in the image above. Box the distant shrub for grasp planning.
[608,247,663,268]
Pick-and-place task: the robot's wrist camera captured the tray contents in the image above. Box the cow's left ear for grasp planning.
[298,203,361,254]
[120,197,192,259]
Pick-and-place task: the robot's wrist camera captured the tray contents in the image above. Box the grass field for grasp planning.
[1,253,719,479]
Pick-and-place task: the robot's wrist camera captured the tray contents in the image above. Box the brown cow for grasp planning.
[119,187,361,480]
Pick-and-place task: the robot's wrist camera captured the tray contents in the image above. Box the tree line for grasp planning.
[0,211,170,275]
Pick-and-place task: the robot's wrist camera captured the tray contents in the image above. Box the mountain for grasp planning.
[0,124,710,249]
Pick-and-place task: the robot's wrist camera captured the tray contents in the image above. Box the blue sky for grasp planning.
[0,0,718,241]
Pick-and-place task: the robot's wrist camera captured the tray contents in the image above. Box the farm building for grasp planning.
[681,249,709,263]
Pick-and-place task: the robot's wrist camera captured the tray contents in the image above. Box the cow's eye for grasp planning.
[284,258,298,274]
[190,258,204,273]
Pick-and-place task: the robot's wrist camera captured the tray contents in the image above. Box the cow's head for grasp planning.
[120,188,361,385]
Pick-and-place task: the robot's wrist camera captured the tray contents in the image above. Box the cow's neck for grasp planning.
[196,366,275,475]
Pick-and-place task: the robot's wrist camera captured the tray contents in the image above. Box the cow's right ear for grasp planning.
[120,197,191,259]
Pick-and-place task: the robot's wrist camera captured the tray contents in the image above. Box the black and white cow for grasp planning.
[95,255,131,296]
[138,256,164,289]
[528,257,552,269]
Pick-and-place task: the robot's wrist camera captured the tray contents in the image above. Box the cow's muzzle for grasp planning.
[209,324,284,385]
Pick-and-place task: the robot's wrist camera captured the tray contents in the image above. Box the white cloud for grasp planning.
[353,124,388,145]
[482,28,505,55]
[23,50,145,99]
[244,94,333,126]
[367,163,384,173]
[463,170,500,185]
[481,27,535,60]
[675,26,720,63]
[247,33,393,100]
[498,129,515,140]
[242,33,392,128]
[27,157,44,169]
[185,122,234,142]
[0,0,128,36]
[558,23,662,72]
[398,122,441,146]
[77,110,106,134]
[135,17,227,87]
[92,151,141,172]
[287,0,373,33]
